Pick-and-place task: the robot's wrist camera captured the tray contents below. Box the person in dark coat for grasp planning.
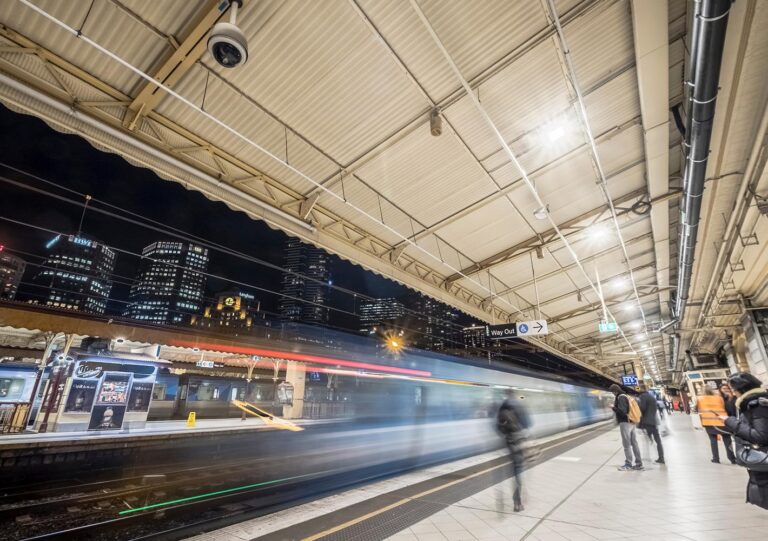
[638,383,664,464]
[720,372,768,510]
[497,391,531,512]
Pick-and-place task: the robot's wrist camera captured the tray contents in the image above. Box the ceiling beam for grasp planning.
[122,0,227,131]
[445,188,681,285]
[630,0,671,367]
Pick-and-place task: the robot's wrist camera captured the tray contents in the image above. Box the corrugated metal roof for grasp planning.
[5,0,761,376]
[564,0,635,90]
[417,0,549,83]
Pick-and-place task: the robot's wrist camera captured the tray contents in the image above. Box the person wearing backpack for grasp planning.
[609,384,643,471]
[638,383,665,464]
[496,390,531,512]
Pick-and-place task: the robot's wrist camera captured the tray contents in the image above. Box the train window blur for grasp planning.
[152,383,167,401]
[0,378,25,399]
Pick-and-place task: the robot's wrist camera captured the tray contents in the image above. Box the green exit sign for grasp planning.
[599,321,618,333]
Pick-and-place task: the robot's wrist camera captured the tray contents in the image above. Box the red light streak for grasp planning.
[170,340,432,377]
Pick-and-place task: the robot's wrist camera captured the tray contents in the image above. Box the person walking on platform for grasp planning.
[697,387,737,464]
[609,384,643,471]
[496,390,531,512]
[720,372,768,510]
[638,383,665,464]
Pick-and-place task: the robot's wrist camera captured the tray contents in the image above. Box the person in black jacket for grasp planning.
[720,372,768,510]
[497,391,531,512]
[638,383,664,464]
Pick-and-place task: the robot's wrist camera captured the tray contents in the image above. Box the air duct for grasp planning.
[670,332,681,372]
[674,0,731,320]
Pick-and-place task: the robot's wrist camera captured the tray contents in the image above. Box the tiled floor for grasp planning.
[187,416,768,540]
[387,414,768,541]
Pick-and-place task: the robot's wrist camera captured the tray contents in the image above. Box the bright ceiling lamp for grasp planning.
[611,276,629,291]
[586,223,611,246]
[629,321,642,329]
[545,125,565,142]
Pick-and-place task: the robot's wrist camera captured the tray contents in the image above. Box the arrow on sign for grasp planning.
[533,321,544,333]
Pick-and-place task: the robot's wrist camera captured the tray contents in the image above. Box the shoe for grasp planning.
[655,458,665,464]
[711,459,720,464]
[514,502,524,512]
[617,464,633,471]
[632,464,644,471]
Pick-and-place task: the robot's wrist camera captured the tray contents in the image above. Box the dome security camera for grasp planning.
[208,0,248,68]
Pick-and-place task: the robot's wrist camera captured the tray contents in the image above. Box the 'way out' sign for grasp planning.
[486,320,548,339]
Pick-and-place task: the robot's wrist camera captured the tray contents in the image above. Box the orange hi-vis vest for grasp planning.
[697,395,727,426]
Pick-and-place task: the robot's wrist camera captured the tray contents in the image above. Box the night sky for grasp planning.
[0,104,417,330]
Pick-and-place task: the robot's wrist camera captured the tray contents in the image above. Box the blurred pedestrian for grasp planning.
[609,384,643,471]
[721,372,768,510]
[697,387,736,464]
[496,390,531,512]
[656,396,666,418]
[638,383,665,464]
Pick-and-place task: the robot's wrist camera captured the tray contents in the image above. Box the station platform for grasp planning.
[0,416,323,449]
[188,414,768,541]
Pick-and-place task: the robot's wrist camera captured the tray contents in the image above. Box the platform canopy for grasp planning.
[1,0,767,380]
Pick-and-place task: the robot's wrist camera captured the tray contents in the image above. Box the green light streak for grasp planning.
[118,473,313,515]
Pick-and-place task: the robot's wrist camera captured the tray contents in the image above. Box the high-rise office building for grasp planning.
[463,324,491,350]
[279,238,331,324]
[32,234,115,314]
[191,290,261,333]
[408,293,460,351]
[123,241,209,325]
[359,297,406,334]
[0,246,25,300]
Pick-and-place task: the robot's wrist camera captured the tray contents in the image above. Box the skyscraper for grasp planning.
[359,298,406,334]
[123,241,209,325]
[0,246,25,300]
[32,234,115,314]
[407,293,461,351]
[279,238,331,324]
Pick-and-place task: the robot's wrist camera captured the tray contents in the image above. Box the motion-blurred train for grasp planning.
[2,337,615,499]
[141,350,613,487]
[142,343,615,475]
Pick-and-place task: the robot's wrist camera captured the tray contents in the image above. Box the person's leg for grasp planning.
[721,433,736,463]
[619,423,633,465]
[707,430,720,462]
[650,425,664,461]
[629,425,642,466]
[509,442,524,509]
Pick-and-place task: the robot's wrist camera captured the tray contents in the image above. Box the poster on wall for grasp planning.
[127,382,153,412]
[97,374,130,404]
[88,405,126,430]
[64,379,98,413]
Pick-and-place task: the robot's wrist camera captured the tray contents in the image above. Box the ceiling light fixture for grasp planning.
[534,205,549,220]
[430,108,443,136]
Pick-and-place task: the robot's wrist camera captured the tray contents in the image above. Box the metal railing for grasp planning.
[0,402,30,434]
[303,401,354,420]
